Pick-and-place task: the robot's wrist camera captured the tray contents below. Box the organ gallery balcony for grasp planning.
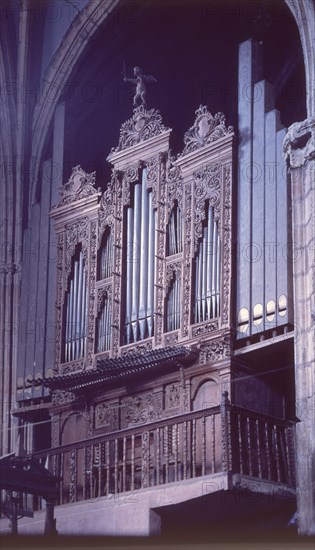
[31,393,296,508]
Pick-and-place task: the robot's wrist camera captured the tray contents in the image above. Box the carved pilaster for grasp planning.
[55,234,64,372]
[87,221,97,367]
[155,155,167,345]
[182,183,192,337]
[222,165,232,325]
[284,117,315,536]
[193,163,222,251]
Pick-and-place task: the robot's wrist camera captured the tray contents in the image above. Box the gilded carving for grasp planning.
[166,383,180,409]
[52,390,76,405]
[199,335,232,364]
[165,261,182,286]
[97,284,112,314]
[193,163,222,248]
[54,165,99,208]
[122,162,140,206]
[98,170,119,247]
[166,153,183,217]
[222,165,232,324]
[60,360,84,375]
[87,221,97,366]
[55,233,64,372]
[164,332,179,346]
[191,321,218,338]
[182,183,192,337]
[65,217,89,278]
[121,394,155,428]
[111,105,169,153]
[180,106,233,156]
[121,340,153,356]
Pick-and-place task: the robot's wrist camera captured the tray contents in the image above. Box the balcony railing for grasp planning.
[32,396,295,506]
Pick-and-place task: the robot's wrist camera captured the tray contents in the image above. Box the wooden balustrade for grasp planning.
[31,404,295,506]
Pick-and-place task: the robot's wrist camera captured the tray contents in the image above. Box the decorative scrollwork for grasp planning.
[121,340,153,356]
[97,284,112,314]
[180,106,233,156]
[166,153,183,217]
[199,335,232,364]
[191,321,219,338]
[98,171,120,247]
[122,162,140,206]
[121,393,155,428]
[111,105,169,153]
[54,165,99,208]
[193,163,222,247]
[166,261,182,286]
[65,218,89,278]
[145,156,159,208]
[283,116,315,168]
[60,360,84,375]
[52,390,76,405]
[222,165,232,324]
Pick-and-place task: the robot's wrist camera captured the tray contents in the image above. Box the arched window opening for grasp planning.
[63,245,87,362]
[165,272,181,332]
[96,292,112,353]
[166,201,183,256]
[193,202,220,323]
[98,227,113,280]
[124,168,156,344]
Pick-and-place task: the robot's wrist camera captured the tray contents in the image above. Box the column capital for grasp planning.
[283,116,315,168]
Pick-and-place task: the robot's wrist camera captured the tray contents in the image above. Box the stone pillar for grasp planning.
[284,117,315,536]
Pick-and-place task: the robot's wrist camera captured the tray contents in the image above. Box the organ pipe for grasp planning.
[194,204,221,323]
[166,273,181,332]
[139,169,149,339]
[64,248,87,362]
[124,169,156,344]
[99,229,113,280]
[167,203,183,256]
[97,294,111,353]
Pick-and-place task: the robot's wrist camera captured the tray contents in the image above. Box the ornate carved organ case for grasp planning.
[49,105,235,446]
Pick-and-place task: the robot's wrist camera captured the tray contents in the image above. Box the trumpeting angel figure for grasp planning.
[123,65,157,108]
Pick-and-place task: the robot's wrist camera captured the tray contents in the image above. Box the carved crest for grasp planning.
[55,165,99,208]
[180,106,233,156]
[111,105,169,153]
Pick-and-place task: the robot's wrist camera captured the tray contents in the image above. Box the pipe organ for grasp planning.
[236,39,292,340]
[98,228,113,280]
[124,168,156,345]
[50,105,234,375]
[166,271,181,332]
[96,291,111,353]
[193,203,220,324]
[63,246,87,363]
[166,202,183,256]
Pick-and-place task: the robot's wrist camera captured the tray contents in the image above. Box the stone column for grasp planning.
[284,117,315,536]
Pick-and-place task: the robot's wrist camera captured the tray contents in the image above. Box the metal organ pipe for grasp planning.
[131,181,141,342]
[139,169,149,340]
[194,205,221,323]
[206,206,213,319]
[64,249,87,362]
[125,169,155,344]
[146,191,155,338]
[125,208,134,344]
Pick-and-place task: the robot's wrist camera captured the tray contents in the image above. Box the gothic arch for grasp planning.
[31,0,119,203]
[284,0,315,117]
[30,0,313,205]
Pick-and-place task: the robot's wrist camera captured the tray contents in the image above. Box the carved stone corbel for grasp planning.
[283,116,315,168]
